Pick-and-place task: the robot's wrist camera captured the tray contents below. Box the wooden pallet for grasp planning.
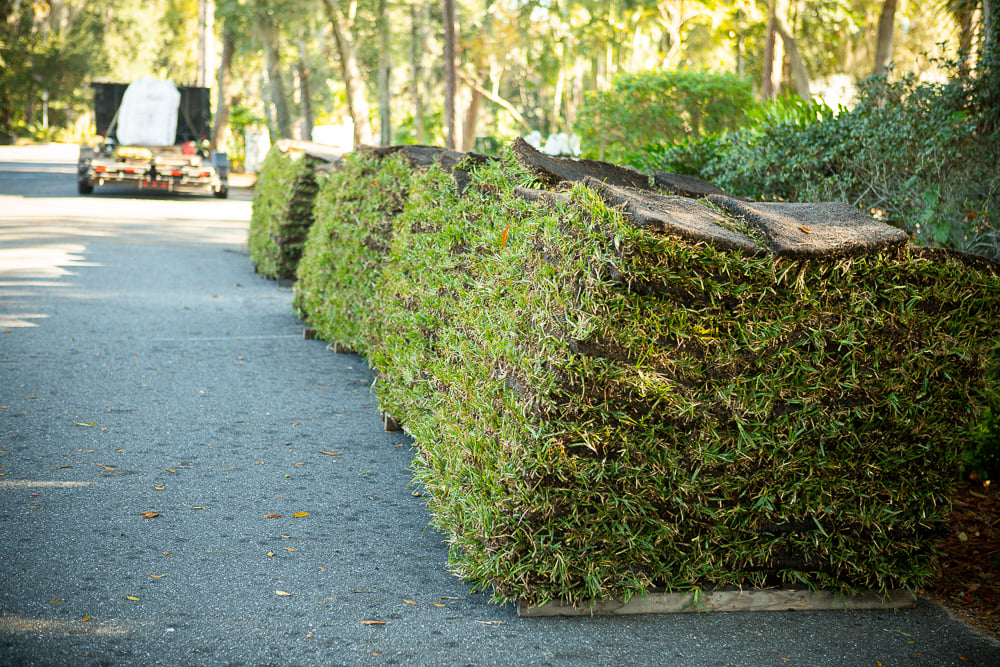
[516,588,918,617]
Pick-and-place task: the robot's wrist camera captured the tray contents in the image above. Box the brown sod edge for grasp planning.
[516,588,918,617]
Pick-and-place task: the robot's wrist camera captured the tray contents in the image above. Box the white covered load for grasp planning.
[116,77,181,146]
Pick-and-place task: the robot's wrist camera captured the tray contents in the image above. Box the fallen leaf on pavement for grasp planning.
[264,514,281,518]
[81,615,90,622]
[283,547,298,552]
[150,574,166,578]
[49,465,71,469]
[126,596,140,601]
[96,463,115,471]
[403,599,416,605]
[140,511,159,519]
[74,422,96,427]
[432,603,446,607]
[48,599,64,604]
[320,451,340,456]
[292,511,309,518]
[360,620,386,625]
[275,590,291,596]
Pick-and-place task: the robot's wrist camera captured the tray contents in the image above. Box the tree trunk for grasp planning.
[871,0,897,76]
[774,17,810,100]
[297,53,314,140]
[209,24,235,152]
[442,0,457,149]
[377,0,392,145]
[259,13,293,139]
[322,0,373,147]
[985,0,996,53]
[460,85,481,152]
[761,0,785,99]
[981,0,999,135]
[409,3,426,144]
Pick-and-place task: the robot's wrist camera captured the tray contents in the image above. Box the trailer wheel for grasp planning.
[213,185,228,199]
[78,180,94,195]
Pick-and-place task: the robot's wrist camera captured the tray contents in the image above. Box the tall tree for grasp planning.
[377,0,392,145]
[442,0,457,149]
[774,12,810,99]
[210,21,236,151]
[761,0,785,99]
[256,5,293,139]
[872,0,897,76]
[297,47,314,139]
[409,2,427,144]
[322,0,373,146]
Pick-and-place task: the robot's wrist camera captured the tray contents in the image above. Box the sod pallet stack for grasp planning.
[294,141,1000,607]
[292,146,466,353]
[248,141,340,279]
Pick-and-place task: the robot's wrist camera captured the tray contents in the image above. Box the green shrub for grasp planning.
[647,72,1000,261]
[574,70,756,166]
[293,151,413,354]
[247,146,321,279]
[296,142,1000,605]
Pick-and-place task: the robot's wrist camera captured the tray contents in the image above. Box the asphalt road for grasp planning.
[1,144,998,666]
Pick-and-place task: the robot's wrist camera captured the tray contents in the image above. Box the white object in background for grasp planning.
[311,123,354,150]
[540,133,582,157]
[116,77,181,146]
[244,128,271,173]
[568,134,581,156]
[523,131,543,149]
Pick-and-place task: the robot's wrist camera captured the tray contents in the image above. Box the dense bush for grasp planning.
[295,143,1000,605]
[574,70,756,166]
[247,146,321,279]
[641,70,1000,260]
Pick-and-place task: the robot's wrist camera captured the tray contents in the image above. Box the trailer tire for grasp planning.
[78,180,94,195]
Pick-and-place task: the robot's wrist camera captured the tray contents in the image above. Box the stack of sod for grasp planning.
[293,150,415,354]
[247,143,323,279]
[293,144,481,354]
[296,142,1000,607]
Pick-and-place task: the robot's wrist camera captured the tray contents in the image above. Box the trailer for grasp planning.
[78,78,228,198]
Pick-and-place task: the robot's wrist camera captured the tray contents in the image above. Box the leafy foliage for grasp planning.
[295,143,1000,604]
[643,68,1000,260]
[574,70,757,165]
[247,146,319,279]
[0,3,106,142]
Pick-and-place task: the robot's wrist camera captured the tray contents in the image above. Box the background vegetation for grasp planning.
[5,1,995,259]
[1,0,990,150]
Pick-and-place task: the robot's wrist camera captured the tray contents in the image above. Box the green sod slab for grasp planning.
[290,142,1000,606]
